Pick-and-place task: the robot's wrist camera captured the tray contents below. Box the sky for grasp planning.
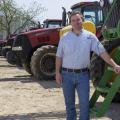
[15,0,99,23]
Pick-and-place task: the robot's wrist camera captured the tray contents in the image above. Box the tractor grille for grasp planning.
[104,0,120,28]
[13,34,32,56]
[13,35,23,47]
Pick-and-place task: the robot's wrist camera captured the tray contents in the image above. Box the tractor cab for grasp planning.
[28,19,62,30]
[71,1,103,27]
[43,19,62,28]
[61,1,104,39]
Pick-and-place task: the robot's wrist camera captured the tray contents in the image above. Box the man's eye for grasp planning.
[72,20,75,22]
[77,19,81,21]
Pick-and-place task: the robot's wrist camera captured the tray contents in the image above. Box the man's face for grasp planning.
[70,14,83,30]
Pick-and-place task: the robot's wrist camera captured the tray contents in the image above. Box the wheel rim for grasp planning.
[39,52,55,76]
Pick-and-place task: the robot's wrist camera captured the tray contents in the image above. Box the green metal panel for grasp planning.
[112,47,120,64]
[102,0,117,27]
[96,86,109,93]
[102,0,120,40]
[117,20,120,38]
[90,47,120,118]
[90,73,120,117]
[102,28,118,40]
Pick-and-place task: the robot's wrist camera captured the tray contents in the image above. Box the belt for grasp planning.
[62,67,89,73]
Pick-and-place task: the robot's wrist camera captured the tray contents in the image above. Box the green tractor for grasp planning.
[90,0,120,102]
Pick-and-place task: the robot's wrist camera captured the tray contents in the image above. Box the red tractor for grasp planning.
[0,40,7,56]
[11,27,61,78]
[6,19,62,67]
[1,34,16,57]
[7,19,62,78]
[10,2,104,80]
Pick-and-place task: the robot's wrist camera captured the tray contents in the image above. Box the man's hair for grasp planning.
[69,11,84,22]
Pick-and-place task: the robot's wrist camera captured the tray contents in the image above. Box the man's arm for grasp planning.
[56,57,62,73]
[100,51,120,74]
[55,37,64,84]
[90,33,120,74]
[55,57,62,84]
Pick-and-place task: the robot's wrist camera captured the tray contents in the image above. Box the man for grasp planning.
[55,11,120,120]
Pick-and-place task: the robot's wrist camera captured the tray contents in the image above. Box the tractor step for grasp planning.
[90,107,98,117]
[96,86,110,93]
[89,67,120,117]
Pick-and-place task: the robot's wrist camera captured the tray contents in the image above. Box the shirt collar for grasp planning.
[71,28,84,36]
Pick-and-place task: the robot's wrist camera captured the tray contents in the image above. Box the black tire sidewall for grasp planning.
[31,45,57,80]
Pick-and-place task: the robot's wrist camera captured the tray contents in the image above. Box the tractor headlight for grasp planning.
[100,0,104,7]
[108,0,114,4]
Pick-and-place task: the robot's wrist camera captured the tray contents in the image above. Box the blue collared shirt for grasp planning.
[56,29,106,69]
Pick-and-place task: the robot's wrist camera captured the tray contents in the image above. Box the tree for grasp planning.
[0,0,46,39]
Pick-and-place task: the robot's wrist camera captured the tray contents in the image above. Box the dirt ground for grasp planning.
[0,56,120,120]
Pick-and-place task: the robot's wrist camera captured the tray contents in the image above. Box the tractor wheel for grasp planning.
[6,51,16,65]
[23,62,32,75]
[30,45,57,80]
[6,51,22,67]
[90,39,120,103]
[1,49,7,57]
[0,50,2,56]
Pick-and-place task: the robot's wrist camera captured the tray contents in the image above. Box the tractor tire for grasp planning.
[1,49,7,57]
[23,62,33,75]
[6,51,22,67]
[6,51,16,65]
[30,45,57,80]
[0,50,2,56]
[90,39,120,103]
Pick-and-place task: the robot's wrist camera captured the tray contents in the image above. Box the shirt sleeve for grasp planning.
[90,34,106,56]
[56,37,64,58]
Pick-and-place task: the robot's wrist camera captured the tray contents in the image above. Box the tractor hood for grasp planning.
[20,27,61,37]
[12,27,61,54]
[60,21,96,37]
[0,40,7,44]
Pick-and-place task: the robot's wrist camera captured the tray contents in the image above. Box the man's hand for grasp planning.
[100,52,120,74]
[56,72,62,85]
[114,65,120,74]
